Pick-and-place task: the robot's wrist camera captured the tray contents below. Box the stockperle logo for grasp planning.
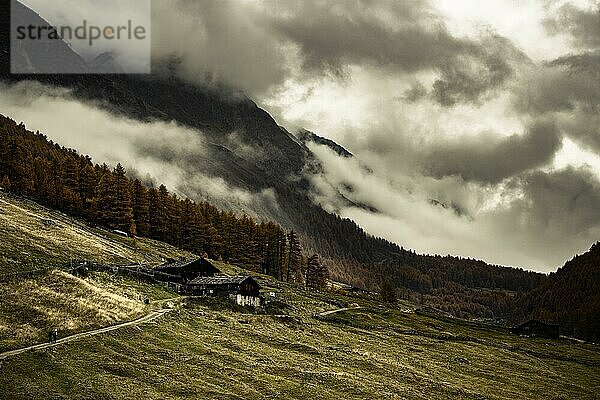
[10,0,151,74]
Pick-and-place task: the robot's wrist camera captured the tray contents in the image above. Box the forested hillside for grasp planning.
[0,115,328,288]
[0,1,544,295]
[0,1,551,316]
[512,243,600,342]
[0,114,549,318]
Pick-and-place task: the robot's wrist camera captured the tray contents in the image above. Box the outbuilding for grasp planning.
[510,320,560,339]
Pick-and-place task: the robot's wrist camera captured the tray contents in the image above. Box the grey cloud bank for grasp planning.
[0,81,281,219]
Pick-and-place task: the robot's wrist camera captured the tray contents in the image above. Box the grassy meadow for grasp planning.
[0,270,174,352]
[0,192,598,399]
[0,271,598,400]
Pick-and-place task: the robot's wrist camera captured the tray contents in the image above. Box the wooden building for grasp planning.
[187,275,263,307]
[510,320,560,339]
[154,257,220,284]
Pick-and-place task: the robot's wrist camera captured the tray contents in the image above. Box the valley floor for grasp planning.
[0,270,598,400]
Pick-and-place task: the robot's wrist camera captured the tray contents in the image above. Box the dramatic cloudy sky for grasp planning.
[11,0,600,271]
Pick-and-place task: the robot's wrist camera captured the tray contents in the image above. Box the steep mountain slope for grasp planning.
[297,129,354,158]
[0,1,548,302]
[7,1,90,74]
[0,190,194,275]
[513,243,600,341]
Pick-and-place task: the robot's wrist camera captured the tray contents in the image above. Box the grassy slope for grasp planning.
[0,191,189,350]
[0,193,598,399]
[0,191,195,275]
[1,275,598,400]
[0,270,174,352]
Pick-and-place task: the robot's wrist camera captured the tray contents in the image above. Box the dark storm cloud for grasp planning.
[152,0,291,96]
[512,3,599,156]
[421,119,562,184]
[430,34,530,106]
[515,53,600,114]
[268,0,472,76]
[550,51,600,79]
[266,0,528,105]
[513,52,600,153]
[543,3,600,49]
[508,166,600,237]
[150,0,533,106]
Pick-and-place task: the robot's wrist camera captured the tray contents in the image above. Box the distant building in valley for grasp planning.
[510,320,560,339]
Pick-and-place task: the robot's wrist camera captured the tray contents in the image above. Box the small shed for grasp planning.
[154,257,220,284]
[187,275,263,307]
[511,320,560,339]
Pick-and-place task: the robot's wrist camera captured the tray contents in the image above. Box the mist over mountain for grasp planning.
[1,0,599,311]
[0,0,559,301]
[4,0,600,272]
[1,4,600,399]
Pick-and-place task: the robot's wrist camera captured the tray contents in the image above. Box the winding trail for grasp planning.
[0,309,172,361]
[316,306,362,317]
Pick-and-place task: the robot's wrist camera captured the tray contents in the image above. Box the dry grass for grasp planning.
[0,265,598,399]
[0,270,173,352]
[0,193,598,399]
[0,192,195,275]
[2,284,599,400]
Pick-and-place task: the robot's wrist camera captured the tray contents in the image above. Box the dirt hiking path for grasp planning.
[0,309,172,360]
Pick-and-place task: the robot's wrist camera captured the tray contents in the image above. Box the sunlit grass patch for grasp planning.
[0,192,195,275]
[0,270,172,352]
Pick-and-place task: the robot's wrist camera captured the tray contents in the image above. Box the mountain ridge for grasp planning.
[513,242,600,342]
[0,1,557,312]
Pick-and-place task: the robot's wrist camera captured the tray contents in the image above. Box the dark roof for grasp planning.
[517,319,559,328]
[155,257,216,271]
[189,275,256,285]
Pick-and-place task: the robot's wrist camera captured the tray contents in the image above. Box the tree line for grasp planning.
[277,186,545,294]
[0,115,327,288]
[512,242,600,342]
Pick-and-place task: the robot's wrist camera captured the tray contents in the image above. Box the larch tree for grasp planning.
[1,175,11,190]
[96,171,117,229]
[287,230,303,283]
[113,164,134,234]
[131,179,150,237]
[306,254,328,290]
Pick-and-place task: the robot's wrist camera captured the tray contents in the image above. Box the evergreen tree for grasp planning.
[380,281,397,303]
[96,171,117,229]
[33,157,51,201]
[0,115,332,288]
[156,184,171,241]
[79,164,97,203]
[113,164,134,233]
[306,254,328,290]
[147,187,162,238]
[131,179,150,237]
[1,175,11,190]
[287,230,303,283]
